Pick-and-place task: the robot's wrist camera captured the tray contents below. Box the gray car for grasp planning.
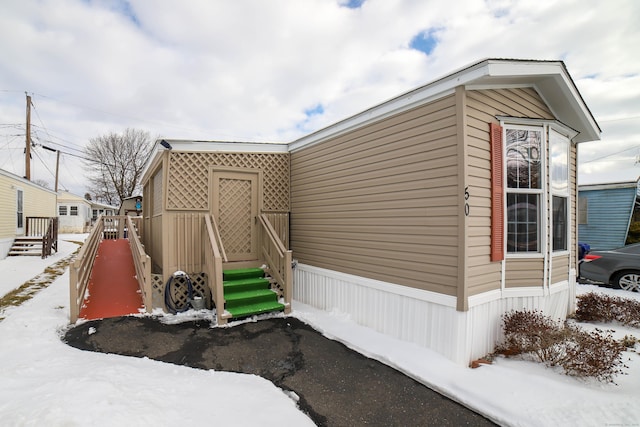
[579,243,640,292]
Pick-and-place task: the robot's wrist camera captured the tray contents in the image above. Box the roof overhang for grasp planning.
[140,139,289,185]
[579,181,639,191]
[289,58,601,152]
[0,168,58,195]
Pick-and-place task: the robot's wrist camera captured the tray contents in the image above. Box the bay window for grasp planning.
[550,129,569,251]
[505,126,542,253]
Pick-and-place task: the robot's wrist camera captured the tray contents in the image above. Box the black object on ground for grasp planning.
[64,316,496,426]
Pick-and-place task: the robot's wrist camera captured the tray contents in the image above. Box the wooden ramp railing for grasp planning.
[258,213,292,315]
[69,215,151,323]
[204,214,228,325]
[10,217,58,258]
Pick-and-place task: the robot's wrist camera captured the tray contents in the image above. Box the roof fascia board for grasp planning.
[579,181,639,191]
[289,88,457,152]
[140,143,164,185]
[91,202,119,210]
[534,69,601,143]
[0,168,57,195]
[162,140,289,153]
[289,62,491,152]
[57,192,91,204]
[140,140,289,185]
[483,60,600,143]
[466,83,534,90]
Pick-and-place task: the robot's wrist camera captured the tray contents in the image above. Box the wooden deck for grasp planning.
[79,239,144,320]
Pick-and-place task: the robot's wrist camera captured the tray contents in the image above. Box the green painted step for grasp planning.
[226,300,285,318]
[223,277,270,293]
[223,268,265,281]
[222,267,284,319]
[225,289,278,309]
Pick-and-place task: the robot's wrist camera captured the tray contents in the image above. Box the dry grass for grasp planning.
[0,245,81,321]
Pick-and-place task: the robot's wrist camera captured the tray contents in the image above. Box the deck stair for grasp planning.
[8,237,43,256]
[223,267,284,318]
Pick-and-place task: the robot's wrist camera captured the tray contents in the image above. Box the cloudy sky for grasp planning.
[1,0,639,197]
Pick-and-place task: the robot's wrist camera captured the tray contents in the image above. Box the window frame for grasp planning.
[550,129,570,253]
[59,205,68,216]
[504,124,545,257]
[16,188,24,232]
[70,205,79,216]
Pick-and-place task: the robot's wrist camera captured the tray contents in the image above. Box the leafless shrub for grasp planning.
[496,310,569,363]
[558,325,628,383]
[496,309,629,383]
[575,292,640,328]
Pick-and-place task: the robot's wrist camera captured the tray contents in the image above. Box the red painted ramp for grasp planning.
[79,239,144,320]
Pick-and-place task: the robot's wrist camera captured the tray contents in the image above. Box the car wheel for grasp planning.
[612,271,640,292]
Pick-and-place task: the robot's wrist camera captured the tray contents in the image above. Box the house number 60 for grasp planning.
[464,186,470,216]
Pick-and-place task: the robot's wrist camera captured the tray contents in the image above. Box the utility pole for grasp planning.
[55,150,60,192]
[25,93,31,180]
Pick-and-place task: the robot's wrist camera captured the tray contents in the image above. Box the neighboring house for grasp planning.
[57,191,92,233]
[90,201,118,224]
[119,195,143,216]
[578,172,640,250]
[0,168,57,259]
[139,58,600,365]
[57,192,118,233]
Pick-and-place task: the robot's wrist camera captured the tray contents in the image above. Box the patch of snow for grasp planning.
[0,235,638,426]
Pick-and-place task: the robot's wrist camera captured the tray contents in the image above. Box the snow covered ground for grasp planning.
[0,234,638,426]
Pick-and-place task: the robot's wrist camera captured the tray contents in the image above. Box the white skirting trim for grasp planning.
[294,263,573,365]
[0,238,13,260]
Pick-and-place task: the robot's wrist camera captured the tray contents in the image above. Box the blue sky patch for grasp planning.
[117,0,140,26]
[492,8,509,18]
[410,29,439,55]
[82,0,140,26]
[341,0,365,9]
[304,104,324,117]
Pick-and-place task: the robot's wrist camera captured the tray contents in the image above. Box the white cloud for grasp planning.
[0,0,639,195]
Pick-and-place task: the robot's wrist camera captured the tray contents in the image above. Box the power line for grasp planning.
[31,145,58,183]
[580,145,640,164]
[598,115,640,123]
[30,124,87,153]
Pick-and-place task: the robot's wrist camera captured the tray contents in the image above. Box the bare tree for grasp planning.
[84,128,153,207]
[32,179,51,190]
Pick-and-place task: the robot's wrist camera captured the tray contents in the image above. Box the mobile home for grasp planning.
[140,59,600,364]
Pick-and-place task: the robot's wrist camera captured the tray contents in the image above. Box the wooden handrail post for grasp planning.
[204,214,227,325]
[69,261,79,323]
[284,250,292,314]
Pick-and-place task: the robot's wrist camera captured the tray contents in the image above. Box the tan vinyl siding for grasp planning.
[505,258,544,287]
[552,254,570,283]
[291,95,459,295]
[150,215,163,272]
[466,88,554,294]
[153,168,162,215]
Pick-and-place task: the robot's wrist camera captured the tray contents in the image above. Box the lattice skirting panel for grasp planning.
[151,273,211,311]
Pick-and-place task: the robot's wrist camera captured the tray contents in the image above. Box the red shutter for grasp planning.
[490,122,504,262]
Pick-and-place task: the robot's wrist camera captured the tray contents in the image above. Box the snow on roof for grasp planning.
[578,168,640,187]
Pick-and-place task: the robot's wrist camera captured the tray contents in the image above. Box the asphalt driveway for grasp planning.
[64,316,496,426]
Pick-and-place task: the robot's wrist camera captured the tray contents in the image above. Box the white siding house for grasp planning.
[57,191,92,233]
[0,169,57,259]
